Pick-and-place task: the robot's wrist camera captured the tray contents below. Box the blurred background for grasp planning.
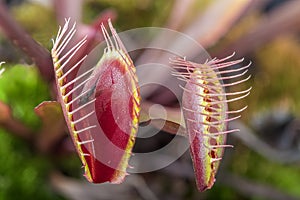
[0,0,300,199]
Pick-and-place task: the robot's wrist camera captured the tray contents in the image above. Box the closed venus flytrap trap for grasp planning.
[51,18,251,192]
[170,55,251,191]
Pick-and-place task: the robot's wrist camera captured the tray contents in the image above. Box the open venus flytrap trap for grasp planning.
[51,18,140,184]
[50,19,251,192]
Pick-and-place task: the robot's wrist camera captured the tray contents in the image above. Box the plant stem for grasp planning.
[0,1,54,82]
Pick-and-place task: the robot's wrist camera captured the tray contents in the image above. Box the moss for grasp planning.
[0,64,50,129]
[0,129,65,200]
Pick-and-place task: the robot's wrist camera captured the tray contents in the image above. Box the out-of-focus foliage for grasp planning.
[253,36,300,114]
[0,130,61,200]
[231,143,300,197]
[0,65,50,128]
[83,0,212,30]
[11,3,57,49]
[0,64,63,200]
[84,0,173,29]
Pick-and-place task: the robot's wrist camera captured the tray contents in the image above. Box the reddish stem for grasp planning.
[0,117,34,142]
[0,101,33,142]
[0,1,54,82]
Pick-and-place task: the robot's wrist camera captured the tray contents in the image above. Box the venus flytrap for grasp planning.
[51,18,250,192]
[51,19,140,184]
[170,55,251,191]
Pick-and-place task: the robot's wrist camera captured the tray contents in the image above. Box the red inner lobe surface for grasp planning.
[96,59,133,148]
[81,58,136,183]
